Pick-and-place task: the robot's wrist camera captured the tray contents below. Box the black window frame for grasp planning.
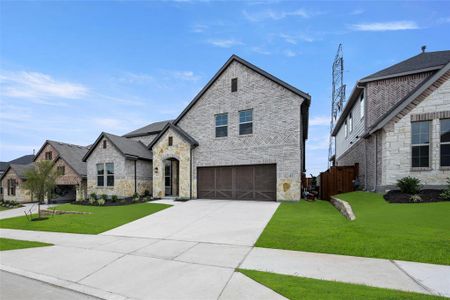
[231,78,238,92]
[45,151,52,160]
[96,163,104,187]
[239,109,253,135]
[215,113,228,138]
[440,118,450,167]
[168,136,173,146]
[102,140,107,149]
[106,163,114,187]
[57,165,65,175]
[7,179,16,196]
[411,121,431,168]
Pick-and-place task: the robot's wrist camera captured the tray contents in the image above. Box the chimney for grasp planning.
[421,45,426,53]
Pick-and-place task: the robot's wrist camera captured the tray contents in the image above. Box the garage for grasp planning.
[197,164,276,201]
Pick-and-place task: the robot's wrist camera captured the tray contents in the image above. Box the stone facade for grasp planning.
[152,128,192,198]
[86,137,152,198]
[1,170,32,203]
[175,60,305,201]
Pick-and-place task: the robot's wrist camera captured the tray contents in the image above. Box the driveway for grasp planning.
[103,199,280,246]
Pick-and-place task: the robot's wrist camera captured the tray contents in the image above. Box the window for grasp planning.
[231,78,238,92]
[411,121,430,168]
[106,163,114,186]
[441,119,450,167]
[7,179,16,196]
[96,163,104,186]
[168,136,173,146]
[215,113,228,137]
[360,90,365,119]
[45,151,52,160]
[344,120,348,138]
[349,112,353,133]
[239,109,253,135]
[103,140,107,149]
[57,166,65,175]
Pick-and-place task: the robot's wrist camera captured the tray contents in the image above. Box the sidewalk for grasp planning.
[241,247,450,298]
[0,203,51,220]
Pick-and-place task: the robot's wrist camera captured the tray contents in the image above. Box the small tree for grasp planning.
[23,160,61,219]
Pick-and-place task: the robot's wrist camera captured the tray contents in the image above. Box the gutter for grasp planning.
[134,160,137,195]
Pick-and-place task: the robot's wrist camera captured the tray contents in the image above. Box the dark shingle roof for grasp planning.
[123,120,173,138]
[0,162,8,173]
[6,163,35,179]
[0,154,35,173]
[361,50,450,82]
[47,141,89,177]
[83,132,153,162]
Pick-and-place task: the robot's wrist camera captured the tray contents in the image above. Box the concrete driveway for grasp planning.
[103,199,280,246]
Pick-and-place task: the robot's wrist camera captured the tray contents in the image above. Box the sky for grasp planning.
[1,1,449,175]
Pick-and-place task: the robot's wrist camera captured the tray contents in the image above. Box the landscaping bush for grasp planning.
[89,193,97,201]
[132,192,140,202]
[100,194,108,201]
[410,194,422,203]
[142,190,150,197]
[111,195,118,203]
[97,198,105,206]
[440,178,450,200]
[396,176,422,194]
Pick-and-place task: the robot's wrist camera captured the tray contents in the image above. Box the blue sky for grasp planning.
[1,1,449,175]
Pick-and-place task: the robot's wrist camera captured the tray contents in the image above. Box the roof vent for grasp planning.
[421,45,426,53]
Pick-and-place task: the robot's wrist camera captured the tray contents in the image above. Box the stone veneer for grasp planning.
[87,137,152,198]
[175,60,305,201]
[1,170,32,203]
[152,128,191,198]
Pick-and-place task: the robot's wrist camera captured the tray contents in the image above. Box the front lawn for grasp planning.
[0,203,170,234]
[256,191,450,265]
[0,238,52,251]
[240,269,444,300]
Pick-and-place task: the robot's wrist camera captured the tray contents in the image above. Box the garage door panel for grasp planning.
[197,164,276,201]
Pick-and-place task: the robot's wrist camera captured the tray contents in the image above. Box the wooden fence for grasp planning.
[319,164,359,200]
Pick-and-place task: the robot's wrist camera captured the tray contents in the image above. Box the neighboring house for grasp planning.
[0,163,34,203]
[147,54,310,201]
[332,50,450,191]
[82,132,153,198]
[34,140,89,202]
[0,154,35,201]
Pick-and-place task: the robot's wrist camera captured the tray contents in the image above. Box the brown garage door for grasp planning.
[197,164,276,201]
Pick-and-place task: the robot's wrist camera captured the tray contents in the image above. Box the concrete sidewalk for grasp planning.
[241,247,450,298]
[0,203,51,220]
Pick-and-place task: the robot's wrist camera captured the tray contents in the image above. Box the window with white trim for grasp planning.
[344,120,348,138]
[440,119,450,167]
[239,109,253,135]
[411,121,430,168]
[215,113,228,137]
[349,112,353,133]
[360,90,365,119]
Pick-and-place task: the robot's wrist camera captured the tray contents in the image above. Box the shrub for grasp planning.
[89,197,96,205]
[132,192,140,202]
[440,177,450,200]
[100,194,108,201]
[397,176,422,194]
[143,190,151,197]
[111,195,118,203]
[89,193,97,200]
[410,194,423,203]
[97,198,106,206]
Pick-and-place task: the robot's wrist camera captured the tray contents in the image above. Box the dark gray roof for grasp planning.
[123,120,173,138]
[0,162,8,173]
[0,163,35,181]
[0,154,35,173]
[148,123,199,150]
[47,141,89,177]
[173,54,311,139]
[83,132,153,162]
[361,50,450,82]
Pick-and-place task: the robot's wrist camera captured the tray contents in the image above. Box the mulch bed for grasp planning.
[72,197,150,206]
[384,189,449,203]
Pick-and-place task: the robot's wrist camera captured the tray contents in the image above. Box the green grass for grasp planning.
[239,269,445,300]
[0,203,170,234]
[256,191,450,265]
[0,237,52,251]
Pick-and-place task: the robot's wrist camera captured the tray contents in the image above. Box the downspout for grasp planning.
[190,147,193,199]
[373,133,377,192]
[134,160,137,195]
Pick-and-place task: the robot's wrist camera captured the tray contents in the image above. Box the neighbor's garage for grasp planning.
[197,164,276,201]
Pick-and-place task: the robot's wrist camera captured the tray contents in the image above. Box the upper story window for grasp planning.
[57,166,65,175]
[239,109,253,135]
[96,163,104,186]
[45,151,52,160]
[344,120,348,138]
[7,179,16,196]
[103,140,107,149]
[168,136,173,146]
[440,119,450,167]
[411,121,430,168]
[349,112,353,133]
[231,78,238,92]
[106,163,114,187]
[215,113,228,137]
[360,90,365,119]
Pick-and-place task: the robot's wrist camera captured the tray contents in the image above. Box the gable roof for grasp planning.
[361,50,450,82]
[0,154,36,173]
[148,123,199,150]
[0,163,35,181]
[173,54,311,139]
[123,120,173,138]
[83,132,153,162]
[34,140,89,177]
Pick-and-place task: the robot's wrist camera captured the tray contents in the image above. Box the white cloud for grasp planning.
[93,118,125,131]
[117,72,153,84]
[351,21,419,31]
[308,135,329,150]
[191,24,208,33]
[0,71,88,100]
[251,46,271,55]
[172,71,200,81]
[207,39,243,48]
[310,116,330,126]
[350,9,365,15]
[280,33,315,44]
[283,49,298,57]
[243,8,313,22]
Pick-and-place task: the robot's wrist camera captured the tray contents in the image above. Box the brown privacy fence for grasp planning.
[319,164,359,200]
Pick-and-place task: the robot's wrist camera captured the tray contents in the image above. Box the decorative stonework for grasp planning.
[330,196,356,221]
[0,170,32,203]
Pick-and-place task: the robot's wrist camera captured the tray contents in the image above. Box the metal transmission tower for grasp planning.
[328,44,346,167]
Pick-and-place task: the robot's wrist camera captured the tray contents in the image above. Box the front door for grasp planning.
[164,161,172,196]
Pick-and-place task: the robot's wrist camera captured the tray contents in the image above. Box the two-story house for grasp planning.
[84,55,310,201]
[332,50,450,191]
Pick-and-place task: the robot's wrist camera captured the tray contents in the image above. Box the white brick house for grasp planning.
[332,50,450,191]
